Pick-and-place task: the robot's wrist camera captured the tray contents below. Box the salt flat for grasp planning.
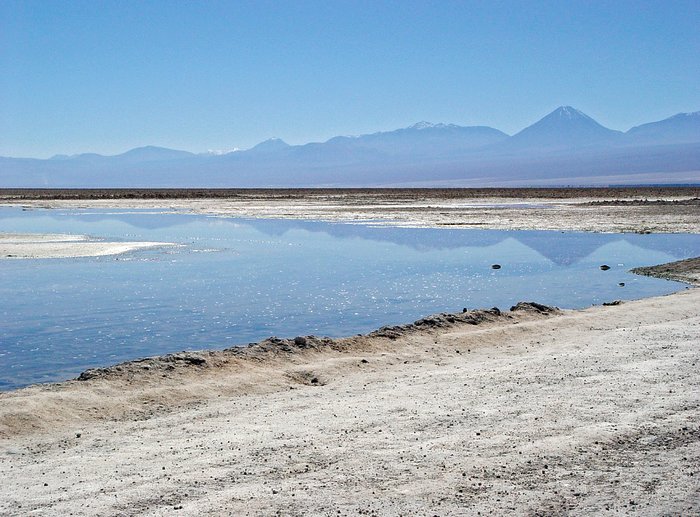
[4,187,698,233]
[0,190,698,515]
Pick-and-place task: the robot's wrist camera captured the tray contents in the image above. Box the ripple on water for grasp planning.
[0,206,698,389]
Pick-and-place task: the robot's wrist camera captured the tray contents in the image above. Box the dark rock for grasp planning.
[372,309,504,338]
[603,300,623,306]
[618,282,625,287]
[77,368,109,381]
[171,353,206,366]
[370,325,406,339]
[600,264,611,270]
[491,264,501,269]
[509,302,558,314]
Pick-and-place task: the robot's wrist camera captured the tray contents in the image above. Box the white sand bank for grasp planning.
[0,233,172,259]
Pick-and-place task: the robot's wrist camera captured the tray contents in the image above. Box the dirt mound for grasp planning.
[509,301,560,314]
[631,257,700,286]
[69,305,557,385]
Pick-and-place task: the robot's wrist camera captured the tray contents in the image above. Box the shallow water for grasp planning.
[0,207,698,390]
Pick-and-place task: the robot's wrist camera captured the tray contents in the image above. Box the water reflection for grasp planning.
[0,207,698,390]
[3,208,698,265]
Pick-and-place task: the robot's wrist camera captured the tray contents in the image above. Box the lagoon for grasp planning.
[1,206,698,390]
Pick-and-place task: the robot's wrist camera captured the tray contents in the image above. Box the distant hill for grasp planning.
[1,107,699,187]
[246,138,291,154]
[505,106,622,150]
[49,146,196,163]
[320,122,509,158]
[626,112,700,145]
[113,146,196,162]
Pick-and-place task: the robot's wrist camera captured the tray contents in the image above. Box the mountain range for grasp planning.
[2,107,699,187]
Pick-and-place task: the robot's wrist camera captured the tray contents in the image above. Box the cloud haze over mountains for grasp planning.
[2,107,699,187]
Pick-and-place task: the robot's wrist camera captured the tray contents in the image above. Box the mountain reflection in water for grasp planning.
[4,209,697,266]
[0,207,698,390]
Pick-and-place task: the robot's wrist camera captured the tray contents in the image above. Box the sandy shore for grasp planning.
[1,192,699,515]
[0,273,698,515]
[0,233,173,259]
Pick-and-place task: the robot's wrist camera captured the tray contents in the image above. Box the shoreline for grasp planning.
[1,258,696,423]
[1,283,697,514]
[631,256,700,285]
[1,196,699,515]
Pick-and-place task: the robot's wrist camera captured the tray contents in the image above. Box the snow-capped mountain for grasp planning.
[505,106,622,150]
[315,122,508,158]
[201,149,240,156]
[1,108,698,187]
[626,111,700,144]
[409,121,461,130]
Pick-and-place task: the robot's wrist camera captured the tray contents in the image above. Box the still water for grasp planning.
[1,207,698,390]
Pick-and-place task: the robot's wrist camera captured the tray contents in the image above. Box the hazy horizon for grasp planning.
[3,105,699,160]
[2,1,699,158]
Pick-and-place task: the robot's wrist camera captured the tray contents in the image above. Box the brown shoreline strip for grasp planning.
[75,303,555,385]
[631,256,700,286]
[0,302,561,440]
[9,254,699,392]
[67,255,699,391]
[2,186,699,201]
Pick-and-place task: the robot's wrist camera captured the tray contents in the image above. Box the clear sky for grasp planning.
[1,0,699,158]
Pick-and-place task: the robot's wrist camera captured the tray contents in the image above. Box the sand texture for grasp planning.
[0,288,699,515]
[0,233,172,259]
[0,191,699,515]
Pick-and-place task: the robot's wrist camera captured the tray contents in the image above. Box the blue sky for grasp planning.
[1,0,699,158]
